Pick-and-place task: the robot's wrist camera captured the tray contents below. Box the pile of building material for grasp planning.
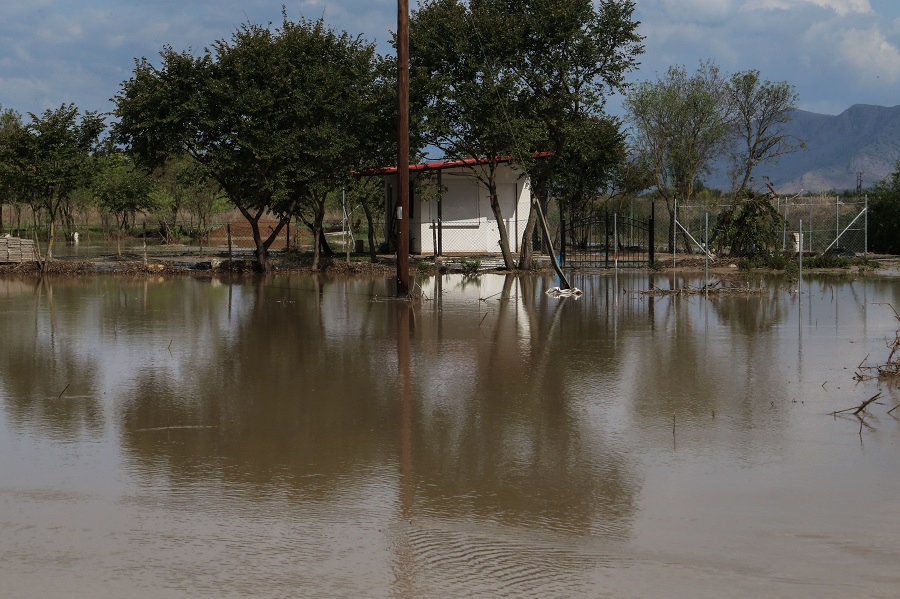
[0,236,38,263]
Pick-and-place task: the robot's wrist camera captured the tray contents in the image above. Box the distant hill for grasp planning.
[705,104,900,194]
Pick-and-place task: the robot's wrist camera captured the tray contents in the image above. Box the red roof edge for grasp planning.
[359,151,551,176]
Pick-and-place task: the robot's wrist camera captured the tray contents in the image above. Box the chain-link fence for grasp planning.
[412,217,532,258]
[202,212,386,256]
[654,195,869,257]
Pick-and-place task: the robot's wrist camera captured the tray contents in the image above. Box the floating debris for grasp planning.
[546,286,583,298]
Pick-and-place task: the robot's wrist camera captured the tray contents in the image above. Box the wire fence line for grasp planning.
[404,194,870,266]
[653,195,869,258]
[1,194,871,264]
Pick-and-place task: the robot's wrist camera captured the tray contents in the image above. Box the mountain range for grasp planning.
[705,104,900,194]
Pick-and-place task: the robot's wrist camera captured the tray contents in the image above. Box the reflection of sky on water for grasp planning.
[1,272,899,597]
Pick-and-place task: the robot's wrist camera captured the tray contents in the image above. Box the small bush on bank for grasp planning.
[459,257,481,275]
[739,251,796,271]
[805,253,851,269]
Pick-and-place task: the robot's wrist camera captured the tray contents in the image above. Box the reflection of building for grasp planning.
[377,158,533,255]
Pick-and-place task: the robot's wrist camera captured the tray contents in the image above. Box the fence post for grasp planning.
[865,194,868,258]
[782,197,788,251]
[437,169,443,256]
[799,219,803,305]
[648,200,655,265]
[604,209,610,268]
[672,195,677,272]
[227,223,233,264]
[835,195,840,251]
[560,212,567,267]
[704,212,708,294]
[809,202,813,253]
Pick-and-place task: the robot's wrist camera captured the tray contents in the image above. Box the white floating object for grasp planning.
[546,286,583,298]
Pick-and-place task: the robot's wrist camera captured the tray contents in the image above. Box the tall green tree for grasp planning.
[410,0,528,270]
[709,71,800,256]
[21,104,105,266]
[549,114,627,234]
[869,162,900,255]
[507,0,643,268]
[114,13,383,271]
[727,70,802,195]
[95,151,158,232]
[626,61,732,251]
[0,105,25,233]
[409,0,642,270]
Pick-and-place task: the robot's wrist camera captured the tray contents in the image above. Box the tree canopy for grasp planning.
[114,13,386,271]
[727,70,803,195]
[15,104,105,264]
[626,61,732,211]
[626,61,802,253]
[869,162,900,255]
[409,0,643,269]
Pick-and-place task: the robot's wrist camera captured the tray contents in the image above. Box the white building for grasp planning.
[379,157,532,255]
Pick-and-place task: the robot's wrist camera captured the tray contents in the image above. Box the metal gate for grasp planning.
[562,211,654,268]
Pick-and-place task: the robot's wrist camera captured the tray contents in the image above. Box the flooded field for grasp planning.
[1,270,899,598]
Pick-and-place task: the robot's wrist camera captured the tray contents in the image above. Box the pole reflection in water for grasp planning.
[394,299,416,597]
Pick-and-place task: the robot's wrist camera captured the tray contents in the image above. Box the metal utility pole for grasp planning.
[396,0,410,296]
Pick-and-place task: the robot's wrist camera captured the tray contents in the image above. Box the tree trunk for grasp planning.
[311,229,322,271]
[319,229,334,256]
[42,219,56,272]
[662,197,675,253]
[534,198,571,289]
[517,204,538,270]
[488,186,515,270]
[311,204,325,271]
[363,201,377,263]
[250,219,268,272]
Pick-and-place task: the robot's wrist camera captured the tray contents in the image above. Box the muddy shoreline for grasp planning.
[1,252,898,278]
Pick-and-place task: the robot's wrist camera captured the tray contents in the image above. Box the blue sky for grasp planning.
[2,0,899,120]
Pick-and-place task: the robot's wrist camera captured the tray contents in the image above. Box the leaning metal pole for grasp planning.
[396,0,410,296]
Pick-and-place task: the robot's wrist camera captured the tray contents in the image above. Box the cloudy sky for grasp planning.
[1,0,899,121]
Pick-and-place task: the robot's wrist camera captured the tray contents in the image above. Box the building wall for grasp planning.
[385,163,531,255]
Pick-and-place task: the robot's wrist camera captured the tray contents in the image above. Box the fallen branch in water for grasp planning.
[833,391,883,415]
[640,283,769,296]
[854,332,900,380]
[853,303,900,381]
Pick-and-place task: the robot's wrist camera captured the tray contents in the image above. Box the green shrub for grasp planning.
[459,256,481,275]
[806,253,851,269]
[869,165,900,254]
[741,251,796,271]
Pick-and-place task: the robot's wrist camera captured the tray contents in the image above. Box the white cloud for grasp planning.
[743,0,872,16]
[638,0,738,25]
[834,27,900,82]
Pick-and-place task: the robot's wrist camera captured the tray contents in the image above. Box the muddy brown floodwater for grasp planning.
[1,270,899,598]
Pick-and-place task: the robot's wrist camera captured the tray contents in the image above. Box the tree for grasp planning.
[409,0,642,270]
[409,0,528,270]
[726,70,802,196]
[342,54,397,264]
[710,189,784,256]
[0,105,25,233]
[114,13,383,271]
[93,151,153,231]
[626,61,732,251]
[869,163,900,255]
[507,0,643,268]
[549,114,627,233]
[21,104,105,266]
[344,175,384,262]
